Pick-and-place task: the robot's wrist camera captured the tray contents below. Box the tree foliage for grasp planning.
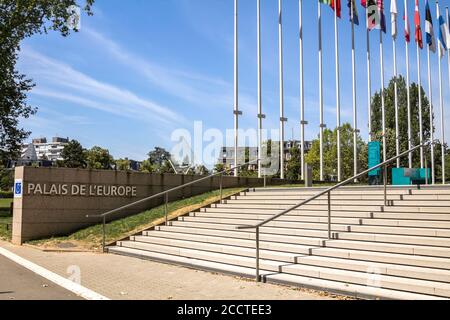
[370,76,450,180]
[286,145,301,181]
[0,1,94,165]
[305,123,367,181]
[60,140,86,168]
[85,146,114,170]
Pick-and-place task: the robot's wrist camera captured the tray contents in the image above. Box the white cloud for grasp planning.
[19,48,184,126]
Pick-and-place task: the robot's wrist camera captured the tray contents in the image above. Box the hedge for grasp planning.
[0,191,13,199]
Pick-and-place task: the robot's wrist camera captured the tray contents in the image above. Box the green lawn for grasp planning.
[28,188,244,249]
[0,199,12,240]
[0,216,12,241]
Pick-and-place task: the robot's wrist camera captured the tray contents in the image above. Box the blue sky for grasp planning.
[18,0,450,162]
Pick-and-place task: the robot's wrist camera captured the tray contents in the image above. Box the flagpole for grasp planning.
[380,30,387,163]
[366,8,372,143]
[257,0,263,178]
[299,0,306,180]
[233,0,240,177]
[319,2,324,181]
[427,43,436,184]
[417,43,424,168]
[437,1,445,184]
[351,1,358,180]
[393,36,400,168]
[446,6,450,184]
[334,2,341,182]
[405,0,413,168]
[278,0,286,180]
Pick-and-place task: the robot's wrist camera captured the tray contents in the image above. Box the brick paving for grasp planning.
[0,241,341,300]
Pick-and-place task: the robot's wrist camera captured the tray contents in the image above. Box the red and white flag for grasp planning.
[414,0,423,48]
[404,5,411,42]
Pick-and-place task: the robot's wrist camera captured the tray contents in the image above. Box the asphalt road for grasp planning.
[0,254,83,300]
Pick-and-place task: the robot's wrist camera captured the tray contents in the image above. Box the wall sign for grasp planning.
[14,179,23,198]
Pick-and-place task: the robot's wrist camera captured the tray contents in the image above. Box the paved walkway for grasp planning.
[0,254,82,300]
[0,241,341,300]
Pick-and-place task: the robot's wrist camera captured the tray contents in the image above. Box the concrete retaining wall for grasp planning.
[12,167,296,244]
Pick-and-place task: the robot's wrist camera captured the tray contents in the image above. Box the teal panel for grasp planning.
[419,168,432,184]
[368,142,381,176]
[392,168,411,186]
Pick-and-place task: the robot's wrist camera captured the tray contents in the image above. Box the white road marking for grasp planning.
[0,247,110,300]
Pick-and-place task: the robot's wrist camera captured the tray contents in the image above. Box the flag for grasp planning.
[404,6,411,43]
[415,0,423,49]
[391,0,398,38]
[438,14,448,57]
[348,0,359,25]
[377,0,386,33]
[366,0,377,30]
[332,0,342,18]
[448,9,450,50]
[319,0,341,18]
[425,0,436,52]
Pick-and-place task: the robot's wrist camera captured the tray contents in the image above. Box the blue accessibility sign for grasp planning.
[14,179,23,198]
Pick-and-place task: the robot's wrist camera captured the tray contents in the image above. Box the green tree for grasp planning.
[0,166,13,191]
[115,159,130,171]
[85,146,114,170]
[60,140,86,168]
[371,76,431,168]
[286,145,302,181]
[0,1,94,165]
[140,159,154,173]
[305,123,367,181]
[148,147,171,166]
[194,165,210,176]
[214,163,225,173]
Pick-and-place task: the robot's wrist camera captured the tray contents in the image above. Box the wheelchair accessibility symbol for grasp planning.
[14,179,23,198]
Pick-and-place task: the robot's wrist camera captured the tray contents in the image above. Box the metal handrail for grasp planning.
[87,158,261,251]
[237,141,434,282]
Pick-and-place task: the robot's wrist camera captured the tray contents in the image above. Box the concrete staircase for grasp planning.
[108,186,450,300]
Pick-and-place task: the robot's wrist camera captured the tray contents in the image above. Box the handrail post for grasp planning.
[102,215,106,253]
[255,226,260,282]
[327,191,331,240]
[165,193,169,226]
[384,164,388,206]
[219,173,223,203]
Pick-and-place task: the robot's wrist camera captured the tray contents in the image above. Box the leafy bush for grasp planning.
[0,191,13,199]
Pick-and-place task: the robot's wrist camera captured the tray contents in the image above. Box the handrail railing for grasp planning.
[237,141,434,282]
[87,158,261,251]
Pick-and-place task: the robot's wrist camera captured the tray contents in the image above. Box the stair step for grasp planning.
[325,240,450,258]
[191,211,450,230]
[136,232,450,283]
[151,226,326,246]
[133,233,320,256]
[107,245,441,300]
[311,247,450,270]
[113,241,450,298]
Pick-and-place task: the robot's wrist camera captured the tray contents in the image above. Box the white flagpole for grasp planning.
[366,8,373,143]
[417,15,424,168]
[319,2,324,181]
[446,6,450,184]
[278,0,286,180]
[299,0,306,180]
[351,1,358,179]
[393,36,400,168]
[427,43,436,184]
[257,0,263,178]
[405,0,413,168]
[437,1,445,184]
[334,3,342,181]
[233,0,240,177]
[380,31,387,163]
